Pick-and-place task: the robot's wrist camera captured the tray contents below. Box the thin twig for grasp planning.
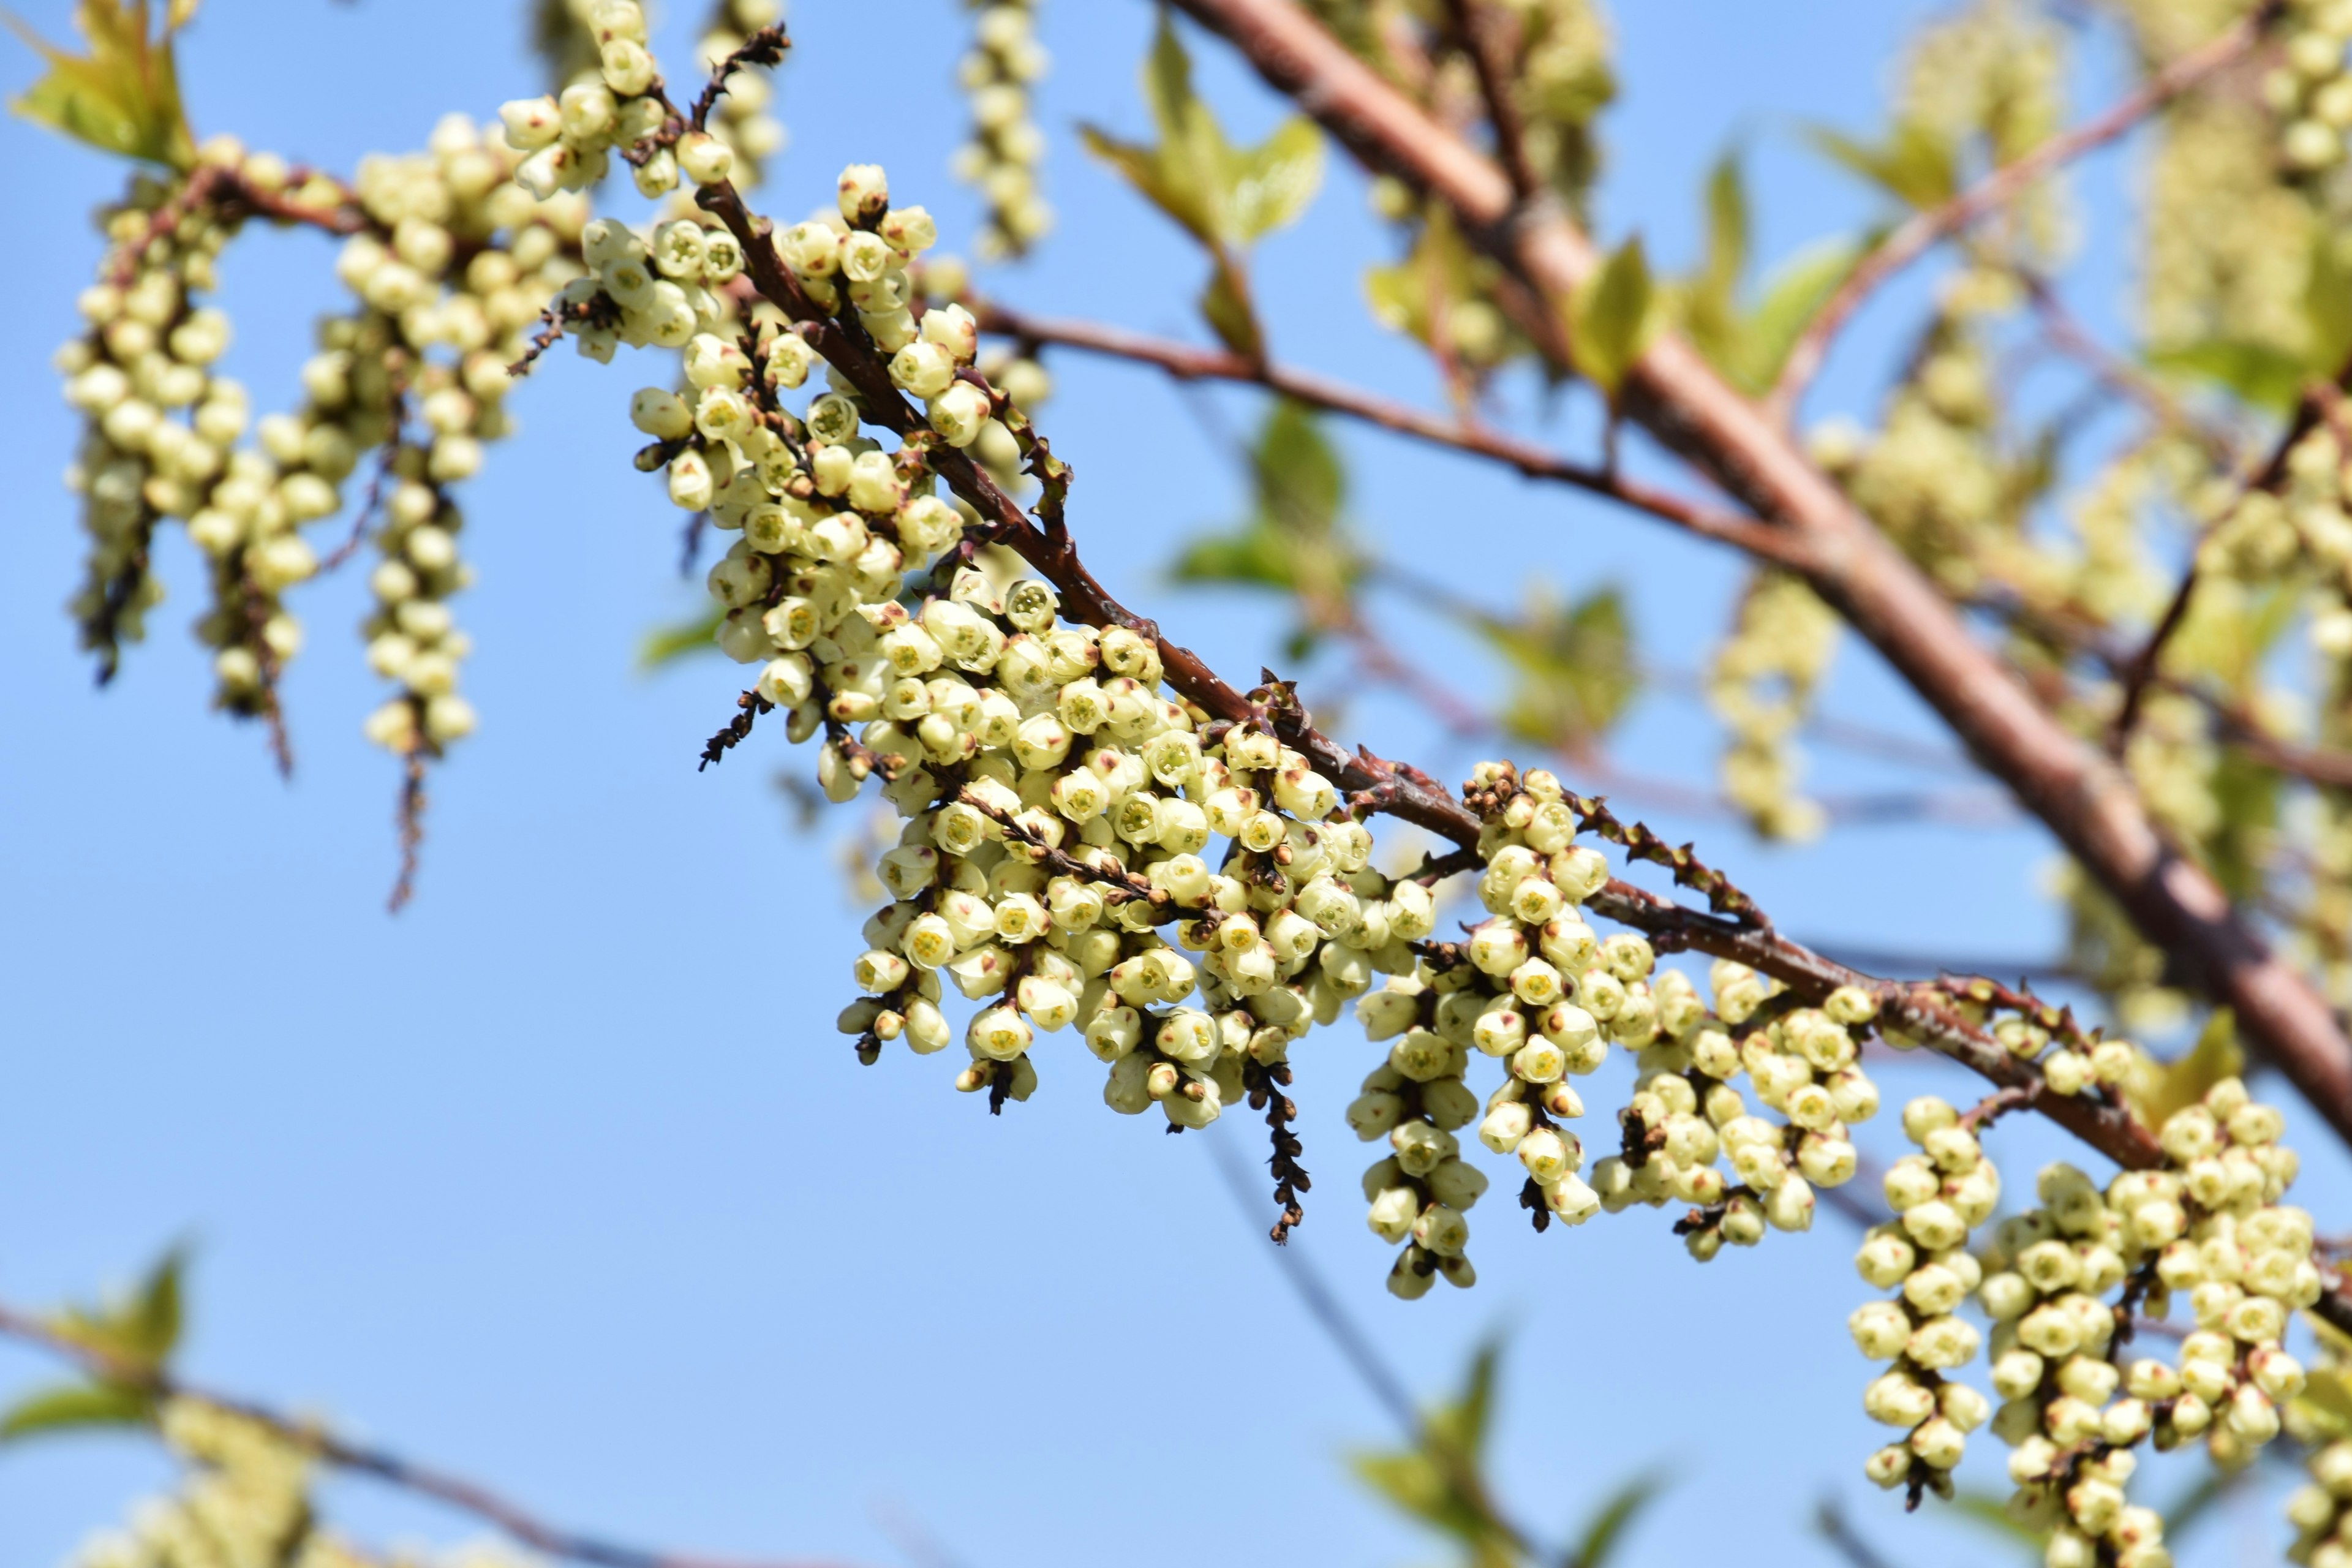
[0,1299,861,1568]
[971,302,1815,572]
[1442,0,1539,203]
[1766,6,2272,424]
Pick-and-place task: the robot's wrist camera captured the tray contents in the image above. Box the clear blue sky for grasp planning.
[1,3,2337,1567]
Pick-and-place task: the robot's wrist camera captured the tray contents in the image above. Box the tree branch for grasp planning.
[1166,0,2352,1153]
[0,1300,861,1568]
[677,37,2352,1329]
[971,301,1815,570]
[1765,6,2273,426]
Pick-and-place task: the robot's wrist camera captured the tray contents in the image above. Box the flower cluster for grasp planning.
[2265,0,2352,174]
[57,148,304,717]
[1707,568,1839,841]
[501,1,685,202]
[1844,1071,2318,1550]
[952,0,1052,261]
[333,119,583,759]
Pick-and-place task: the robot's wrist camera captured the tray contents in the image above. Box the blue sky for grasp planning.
[1,2,2338,1567]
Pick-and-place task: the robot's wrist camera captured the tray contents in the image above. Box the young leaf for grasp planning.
[2146,339,2307,417]
[1730,237,1865,394]
[639,606,726,669]
[5,0,195,170]
[1804,119,1958,210]
[1563,1471,1665,1568]
[1227,116,1324,243]
[0,1381,154,1442]
[116,1243,185,1363]
[2123,1011,2242,1131]
[2307,230,2352,376]
[1569,238,1657,399]
[1482,581,1640,752]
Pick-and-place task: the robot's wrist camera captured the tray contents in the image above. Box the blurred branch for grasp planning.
[973,301,1816,571]
[0,1299,864,1568]
[1202,1134,1544,1561]
[1766,6,2274,424]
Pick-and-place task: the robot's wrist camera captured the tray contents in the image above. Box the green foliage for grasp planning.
[2122,1010,2242,1133]
[2149,232,2352,413]
[1672,156,1864,395]
[1082,13,1324,356]
[4,0,195,170]
[1170,398,1357,625]
[1563,1471,1666,1568]
[1482,580,1638,755]
[1349,1339,1515,1568]
[0,1381,154,1441]
[1,1243,187,1443]
[1805,120,1959,211]
[638,605,726,671]
[1350,1339,1664,1568]
[1567,238,1657,400]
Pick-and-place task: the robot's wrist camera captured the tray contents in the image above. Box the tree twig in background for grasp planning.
[1765,6,2274,425]
[0,1300,865,1568]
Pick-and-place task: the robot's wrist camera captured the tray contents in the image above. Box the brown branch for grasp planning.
[663,36,2352,1333]
[2111,354,2352,753]
[1441,0,1539,203]
[1167,0,2352,1158]
[1765,6,2272,425]
[2017,271,2239,467]
[0,1300,859,1568]
[971,301,1816,572]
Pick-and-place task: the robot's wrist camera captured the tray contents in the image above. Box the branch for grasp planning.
[1441,0,1539,203]
[972,301,1815,571]
[1765,6,2272,424]
[2111,353,2352,753]
[0,1300,861,1568]
[674,43,2352,1328]
[1167,0,2352,1156]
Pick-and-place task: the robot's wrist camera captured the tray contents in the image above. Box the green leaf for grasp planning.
[1805,120,1958,211]
[116,1245,184,1363]
[1565,1471,1665,1568]
[0,1381,154,1442]
[639,606,725,669]
[1482,580,1640,752]
[1200,259,1262,360]
[2146,339,2309,417]
[1226,116,1324,242]
[2122,1011,2242,1131]
[1729,237,1864,394]
[1170,399,1352,605]
[1944,1487,2048,1550]
[5,0,195,170]
[1079,124,1216,245]
[1253,398,1342,532]
[2307,229,2352,376]
[1569,238,1657,399]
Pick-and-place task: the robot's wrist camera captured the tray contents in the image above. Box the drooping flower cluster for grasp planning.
[2266,0,2352,175]
[952,0,1052,261]
[1707,568,1839,841]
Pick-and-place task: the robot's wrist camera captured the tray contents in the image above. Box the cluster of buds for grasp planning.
[1850,1095,2001,1498]
[500,1,688,201]
[332,118,583,756]
[1707,569,1838,842]
[2290,1430,2352,1566]
[952,0,1052,260]
[58,147,301,711]
[2266,0,2352,173]
[1845,1073,2315,1559]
